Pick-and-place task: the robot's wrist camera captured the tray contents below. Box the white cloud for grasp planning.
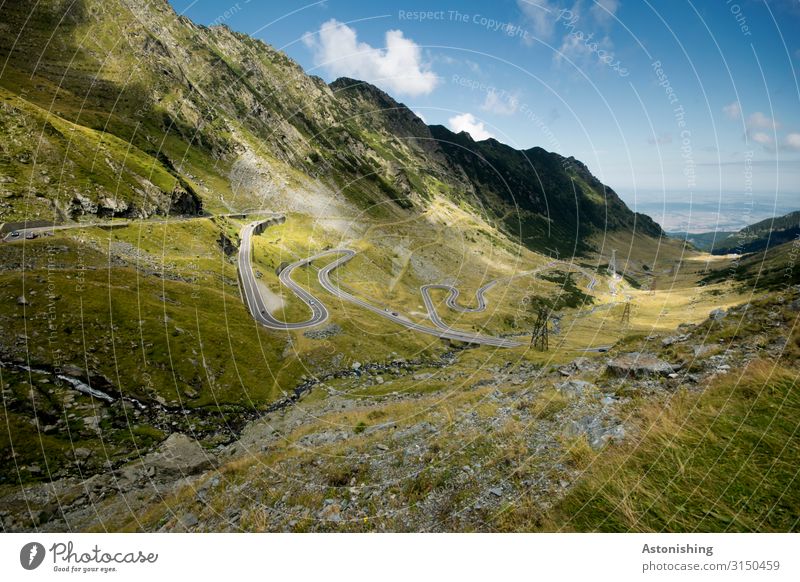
[747,111,779,130]
[750,132,774,147]
[481,90,519,115]
[742,112,779,149]
[303,19,438,97]
[723,101,741,120]
[783,132,800,151]
[518,0,561,40]
[448,113,494,140]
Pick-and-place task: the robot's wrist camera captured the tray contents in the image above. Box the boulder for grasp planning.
[98,197,130,217]
[606,352,675,377]
[318,500,342,523]
[143,433,214,478]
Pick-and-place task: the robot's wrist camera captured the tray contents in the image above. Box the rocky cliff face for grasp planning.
[0,0,661,253]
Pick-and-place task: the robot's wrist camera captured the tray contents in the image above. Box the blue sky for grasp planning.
[170,0,800,230]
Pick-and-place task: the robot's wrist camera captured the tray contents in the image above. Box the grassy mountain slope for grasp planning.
[669,210,800,255]
[428,125,663,254]
[667,230,736,253]
[711,210,800,255]
[541,294,800,532]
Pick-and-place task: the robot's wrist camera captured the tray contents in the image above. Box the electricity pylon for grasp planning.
[621,301,632,325]
[530,307,549,351]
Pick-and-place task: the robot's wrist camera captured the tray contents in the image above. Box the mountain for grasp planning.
[711,210,800,255]
[1,0,798,536]
[669,210,800,255]
[427,125,663,253]
[666,230,737,252]
[0,0,659,255]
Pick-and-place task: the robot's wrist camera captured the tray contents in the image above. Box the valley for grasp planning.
[0,0,797,536]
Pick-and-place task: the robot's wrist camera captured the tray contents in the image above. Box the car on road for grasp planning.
[25,232,37,239]
[9,231,20,238]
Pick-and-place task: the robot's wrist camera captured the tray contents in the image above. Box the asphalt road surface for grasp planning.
[0,210,277,243]
[238,219,330,330]
[420,262,600,330]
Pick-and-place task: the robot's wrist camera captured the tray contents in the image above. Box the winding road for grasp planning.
[420,263,599,332]
[420,281,497,330]
[238,219,330,330]
[238,219,521,347]
[239,218,627,349]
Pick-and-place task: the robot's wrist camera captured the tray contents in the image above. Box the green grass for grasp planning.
[540,360,800,532]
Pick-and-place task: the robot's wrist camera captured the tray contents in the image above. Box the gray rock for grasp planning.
[318,502,342,522]
[352,362,362,371]
[72,447,92,460]
[303,324,342,340]
[393,422,436,440]
[564,415,626,449]
[556,379,593,398]
[661,334,689,347]
[710,308,727,320]
[98,197,129,215]
[71,193,97,215]
[16,295,28,305]
[590,425,625,449]
[143,433,214,478]
[692,344,714,357]
[558,357,595,376]
[179,512,198,528]
[607,352,675,377]
[488,487,503,497]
